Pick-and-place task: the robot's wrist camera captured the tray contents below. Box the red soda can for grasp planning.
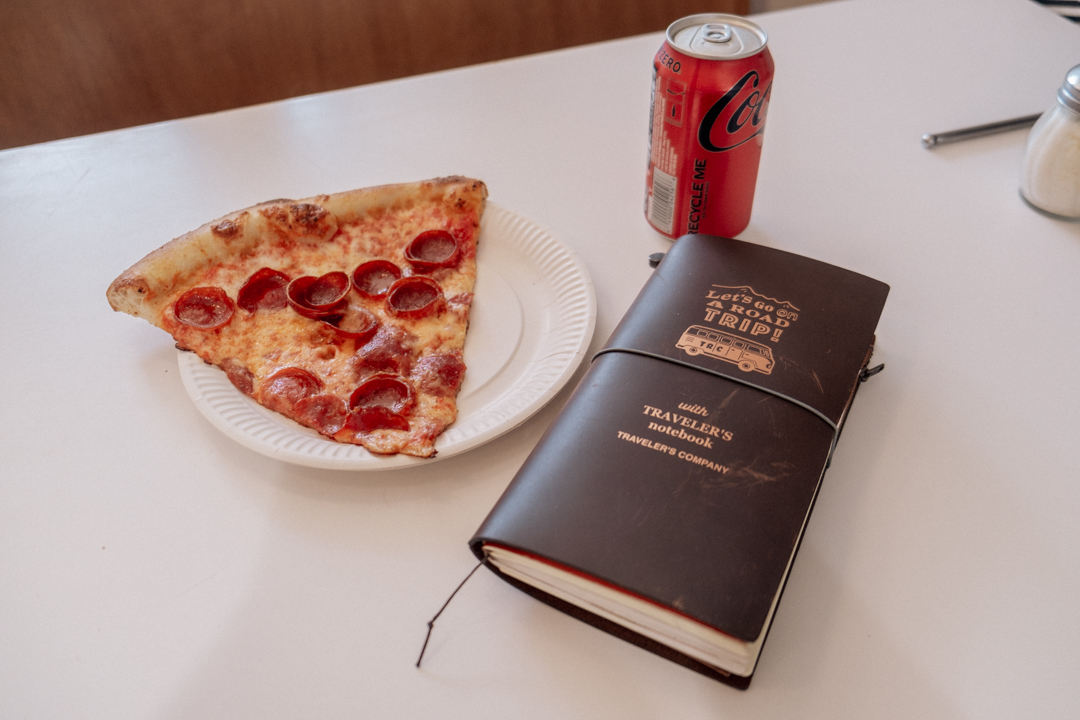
[645,15,774,239]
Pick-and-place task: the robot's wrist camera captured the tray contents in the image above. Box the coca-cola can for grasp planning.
[645,15,774,239]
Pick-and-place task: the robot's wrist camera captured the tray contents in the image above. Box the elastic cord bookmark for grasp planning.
[593,347,839,432]
[860,363,885,382]
[416,561,483,668]
[592,348,886,466]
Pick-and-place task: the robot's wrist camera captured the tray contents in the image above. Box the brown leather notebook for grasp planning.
[469,234,889,688]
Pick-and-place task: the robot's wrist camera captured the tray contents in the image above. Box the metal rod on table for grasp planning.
[921,113,1043,148]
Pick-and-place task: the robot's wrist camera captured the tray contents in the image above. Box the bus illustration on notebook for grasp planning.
[676,325,775,375]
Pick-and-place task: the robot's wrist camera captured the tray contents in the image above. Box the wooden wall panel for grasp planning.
[0,0,748,149]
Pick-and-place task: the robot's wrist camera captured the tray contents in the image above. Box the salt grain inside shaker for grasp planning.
[1020,64,1080,218]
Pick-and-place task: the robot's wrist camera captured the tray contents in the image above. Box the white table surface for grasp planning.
[3,0,1079,717]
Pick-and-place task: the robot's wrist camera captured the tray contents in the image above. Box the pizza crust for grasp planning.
[107,176,486,326]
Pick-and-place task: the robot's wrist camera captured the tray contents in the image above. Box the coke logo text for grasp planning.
[697,71,772,152]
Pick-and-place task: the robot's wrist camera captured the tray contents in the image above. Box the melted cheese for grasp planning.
[161,189,481,457]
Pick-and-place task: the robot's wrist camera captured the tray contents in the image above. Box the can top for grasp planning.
[666,14,767,60]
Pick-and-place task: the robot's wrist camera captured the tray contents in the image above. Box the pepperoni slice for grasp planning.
[221,358,254,395]
[307,271,350,306]
[286,276,321,317]
[322,303,379,342]
[259,367,322,414]
[287,272,350,318]
[447,292,473,310]
[404,230,461,272]
[293,394,348,436]
[385,276,444,319]
[348,373,415,414]
[237,268,290,312]
[175,287,234,329]
[411,352,466,397]
[352,260,402,299]
[344,406,411,433]
[351,324,415,376]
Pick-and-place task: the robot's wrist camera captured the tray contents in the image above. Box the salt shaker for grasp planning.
[1020,64,1080,218]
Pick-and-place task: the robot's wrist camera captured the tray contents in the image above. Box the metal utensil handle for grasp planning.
[922,113,1042,148]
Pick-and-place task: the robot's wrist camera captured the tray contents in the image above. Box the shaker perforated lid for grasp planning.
[1057,64,1080,113]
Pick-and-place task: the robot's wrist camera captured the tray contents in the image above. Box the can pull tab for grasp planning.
[688,23,745,57]
[702,23,733,43]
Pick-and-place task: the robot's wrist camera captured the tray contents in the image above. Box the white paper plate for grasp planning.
[177,203,596,470]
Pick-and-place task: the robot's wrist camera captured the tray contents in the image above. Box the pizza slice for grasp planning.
[107,176,488,458]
